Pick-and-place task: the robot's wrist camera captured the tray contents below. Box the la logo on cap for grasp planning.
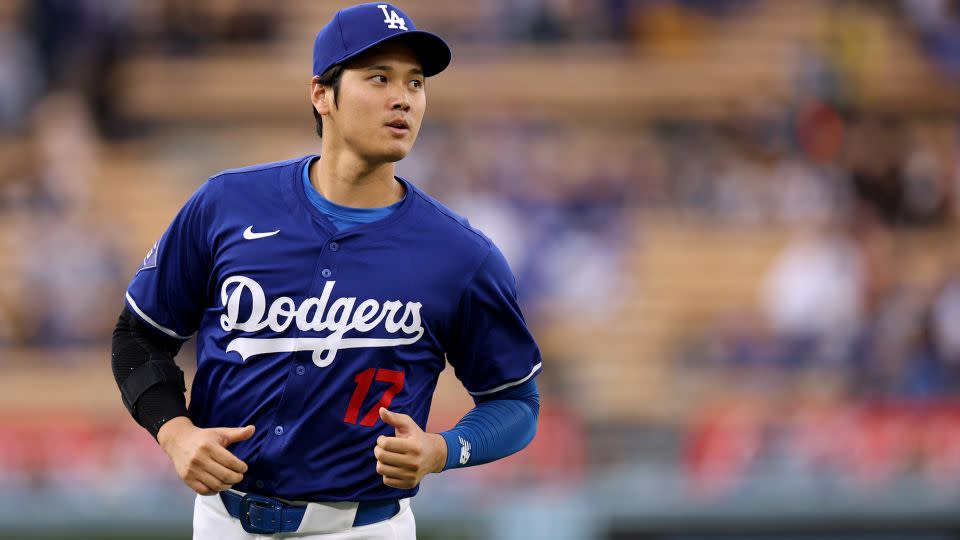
[377,4,408,30]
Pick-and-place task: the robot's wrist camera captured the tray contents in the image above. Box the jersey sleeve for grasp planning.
[446,245,542,396]
[125,181,215,340]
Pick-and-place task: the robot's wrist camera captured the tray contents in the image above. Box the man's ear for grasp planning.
[311,77,333,115]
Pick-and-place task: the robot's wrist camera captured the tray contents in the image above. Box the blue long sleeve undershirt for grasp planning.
[439,378,540,471]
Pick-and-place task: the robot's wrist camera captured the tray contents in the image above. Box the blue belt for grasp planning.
[219,490,401,535]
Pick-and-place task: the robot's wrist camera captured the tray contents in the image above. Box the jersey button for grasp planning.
[274,425,284,436]
[321,268,332,278]
[295,365,306,376]
[255,480,264,489]
[329,242,339,251]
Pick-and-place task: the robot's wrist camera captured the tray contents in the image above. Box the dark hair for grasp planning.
[313,64,345,138]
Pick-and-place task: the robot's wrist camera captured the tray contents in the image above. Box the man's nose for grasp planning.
[391,89,411,111]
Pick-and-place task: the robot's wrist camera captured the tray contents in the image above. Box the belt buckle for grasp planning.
[239,493,284,534]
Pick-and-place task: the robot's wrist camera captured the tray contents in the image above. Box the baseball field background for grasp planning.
[3,0,960,538]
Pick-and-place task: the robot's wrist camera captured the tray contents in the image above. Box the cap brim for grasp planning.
[336,31,451,77]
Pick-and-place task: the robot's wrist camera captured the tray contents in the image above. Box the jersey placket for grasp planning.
[254,235,341,489]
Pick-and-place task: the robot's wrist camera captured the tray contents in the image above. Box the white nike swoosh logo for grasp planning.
[243,226,279,240]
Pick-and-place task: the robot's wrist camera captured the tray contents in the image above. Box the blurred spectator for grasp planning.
[0,0,39,132]
[19,210,128,347]
[630,0,709,57]
[156,0,213,55]
[851,248,960,398]
[502,0,573,43]
[844,115,953,226]
[34,96,99,211]
[25,0,136,136]
[902,0,960,79]
[932,252,960,367]
[762,223,866,355]
[156,0,278,55]
[0,136,47,213]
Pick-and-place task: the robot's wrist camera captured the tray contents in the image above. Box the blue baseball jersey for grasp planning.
[125,155,542,502]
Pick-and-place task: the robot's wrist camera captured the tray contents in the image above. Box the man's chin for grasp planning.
[376,146,411,163]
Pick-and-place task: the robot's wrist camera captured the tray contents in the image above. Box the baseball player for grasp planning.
[110,3,542,539]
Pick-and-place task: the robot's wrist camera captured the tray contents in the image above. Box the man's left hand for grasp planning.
[374,408,447,489]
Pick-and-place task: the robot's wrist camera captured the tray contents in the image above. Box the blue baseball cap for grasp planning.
[312,3,451,78]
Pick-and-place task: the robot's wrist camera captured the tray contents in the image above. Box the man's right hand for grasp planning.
[157,416,255,495]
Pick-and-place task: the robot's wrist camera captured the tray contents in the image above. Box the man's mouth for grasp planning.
[386,119,409,131]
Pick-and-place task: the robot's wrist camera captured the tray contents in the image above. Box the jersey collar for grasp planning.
[293,155,417,238]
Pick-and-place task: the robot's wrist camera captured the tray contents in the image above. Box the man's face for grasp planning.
[319,41,426,163]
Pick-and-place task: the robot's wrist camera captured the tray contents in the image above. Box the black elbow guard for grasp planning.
[117,359,186,413]
[111,307,189,435]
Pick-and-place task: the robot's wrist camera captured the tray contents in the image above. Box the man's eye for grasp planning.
[371,75,387,83]
[410,80,423,89]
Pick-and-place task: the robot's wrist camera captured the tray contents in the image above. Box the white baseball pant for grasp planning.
[192,492,416,540]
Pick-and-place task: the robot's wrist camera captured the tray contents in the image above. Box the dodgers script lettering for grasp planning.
[219,276,424,367]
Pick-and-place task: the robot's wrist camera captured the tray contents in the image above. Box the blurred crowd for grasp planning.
[406,121,641,321]
[2,0,960,504]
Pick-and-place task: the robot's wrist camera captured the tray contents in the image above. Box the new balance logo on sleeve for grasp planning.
[458,436,471,465]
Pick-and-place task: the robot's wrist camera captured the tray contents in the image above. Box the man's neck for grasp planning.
[309,148,404,208]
